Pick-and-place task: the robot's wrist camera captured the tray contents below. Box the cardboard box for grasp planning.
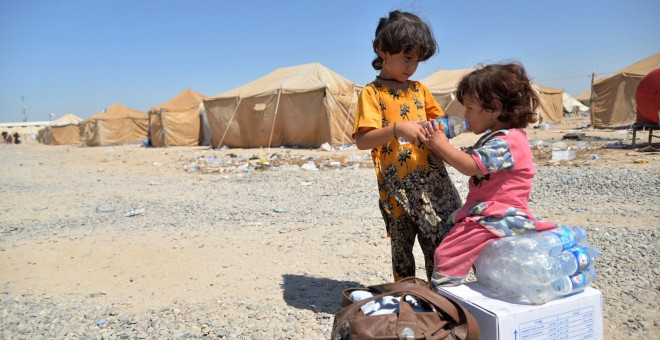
[439,282,603,340]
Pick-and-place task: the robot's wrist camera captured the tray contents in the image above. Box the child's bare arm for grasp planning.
[354,121,427,150]
[424,121,481,176]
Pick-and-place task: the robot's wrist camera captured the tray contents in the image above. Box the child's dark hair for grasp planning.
[371,10,437,70]
[457,63,539,128]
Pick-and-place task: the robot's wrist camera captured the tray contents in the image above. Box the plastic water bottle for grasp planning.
[126,208,145,217]
[435,116,469,138]
[529,226,587,256]
[550,267,597,296]
[568,245,600,272]
[551,245,599,277]
[551,250,580,278]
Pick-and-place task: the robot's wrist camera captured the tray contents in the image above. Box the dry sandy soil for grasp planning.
[1,116,658,338]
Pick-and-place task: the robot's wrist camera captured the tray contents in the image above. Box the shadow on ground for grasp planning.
[281,274,361,314]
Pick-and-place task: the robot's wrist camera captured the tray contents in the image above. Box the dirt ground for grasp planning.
[0,115,658,338]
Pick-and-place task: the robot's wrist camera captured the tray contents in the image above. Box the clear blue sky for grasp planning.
[1,0,658,123]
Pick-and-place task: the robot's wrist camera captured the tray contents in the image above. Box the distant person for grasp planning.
[352,10,462,283]
[6,134,12,144]
[424,63,558,288]
[13,132,21,144]
[1,131,7,144]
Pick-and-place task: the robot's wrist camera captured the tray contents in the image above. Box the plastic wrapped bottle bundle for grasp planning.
[474,226,599,305]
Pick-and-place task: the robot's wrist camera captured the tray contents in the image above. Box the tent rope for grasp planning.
[218,97,242,148]
[268,86,283,151]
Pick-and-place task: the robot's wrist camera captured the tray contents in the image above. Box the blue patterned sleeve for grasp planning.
[472,137,515,173]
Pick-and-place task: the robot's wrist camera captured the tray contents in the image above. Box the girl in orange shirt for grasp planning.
[352,10,462,282]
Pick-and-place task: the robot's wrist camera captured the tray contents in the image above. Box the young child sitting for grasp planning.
[423,62,557,288]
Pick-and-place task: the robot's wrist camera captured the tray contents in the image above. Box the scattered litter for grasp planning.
[319,142,334,151]
[561,170,582,182]
[575,142,590,150]
[563,133,586,140]
[551,141,568,150]
[634,159,650,164]
[346,154,365,163]
[96,320,106,326]
[178,149,374,174]
[126,208,145,217]
[538,123,550,130]
[95,206,115,213]
[529,139,551,147]
[273,208,286,213]
[589,154,600,160]
[552,150,576,161]
[300,161,318,171]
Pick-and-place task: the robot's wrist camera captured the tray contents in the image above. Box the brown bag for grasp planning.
[331,277,479,340]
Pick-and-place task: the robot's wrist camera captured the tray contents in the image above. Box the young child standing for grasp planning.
[353,10,462,283]
[424,63,558,289]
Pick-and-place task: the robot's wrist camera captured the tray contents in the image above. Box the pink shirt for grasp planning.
[454,129,556,236]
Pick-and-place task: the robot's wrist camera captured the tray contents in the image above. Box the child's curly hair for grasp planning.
[371,10,437,70]
[457,63,539,128]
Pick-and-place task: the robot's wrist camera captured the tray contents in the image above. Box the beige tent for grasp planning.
[576,90,591,105]
[80,104,148,146]
[421,68,564,123]
[39,114,83,145]
[203,62,362,148]
[562,93,589,115]
[590,52,660,128]
[148,89,206,147]
[533,84,564,123]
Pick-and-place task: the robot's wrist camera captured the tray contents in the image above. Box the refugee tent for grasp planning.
[420,68,473,118]
[590,52,660,128]
[203,62,362,148]
[576,90,591,105]
[39,113,83,145]
[533,84,564,123]
[562,93,589,115]
[80,104,148,146]
[148,89,206,147]
[421,68,565,123]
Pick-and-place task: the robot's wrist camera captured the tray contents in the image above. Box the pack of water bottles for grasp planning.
[474,225,599,305]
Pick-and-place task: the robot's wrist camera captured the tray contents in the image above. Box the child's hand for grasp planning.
[397,120,429,145]
[424,119,449,146]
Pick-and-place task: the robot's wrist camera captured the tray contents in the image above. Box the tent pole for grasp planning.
[589,70,595,127]
[219,97,242,148]
[268,86,283,151]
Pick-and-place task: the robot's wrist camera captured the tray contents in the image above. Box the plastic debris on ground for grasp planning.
[181,148,373,174]
[126,208,145,217]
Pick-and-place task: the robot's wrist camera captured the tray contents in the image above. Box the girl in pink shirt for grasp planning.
[423,63,557,288]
